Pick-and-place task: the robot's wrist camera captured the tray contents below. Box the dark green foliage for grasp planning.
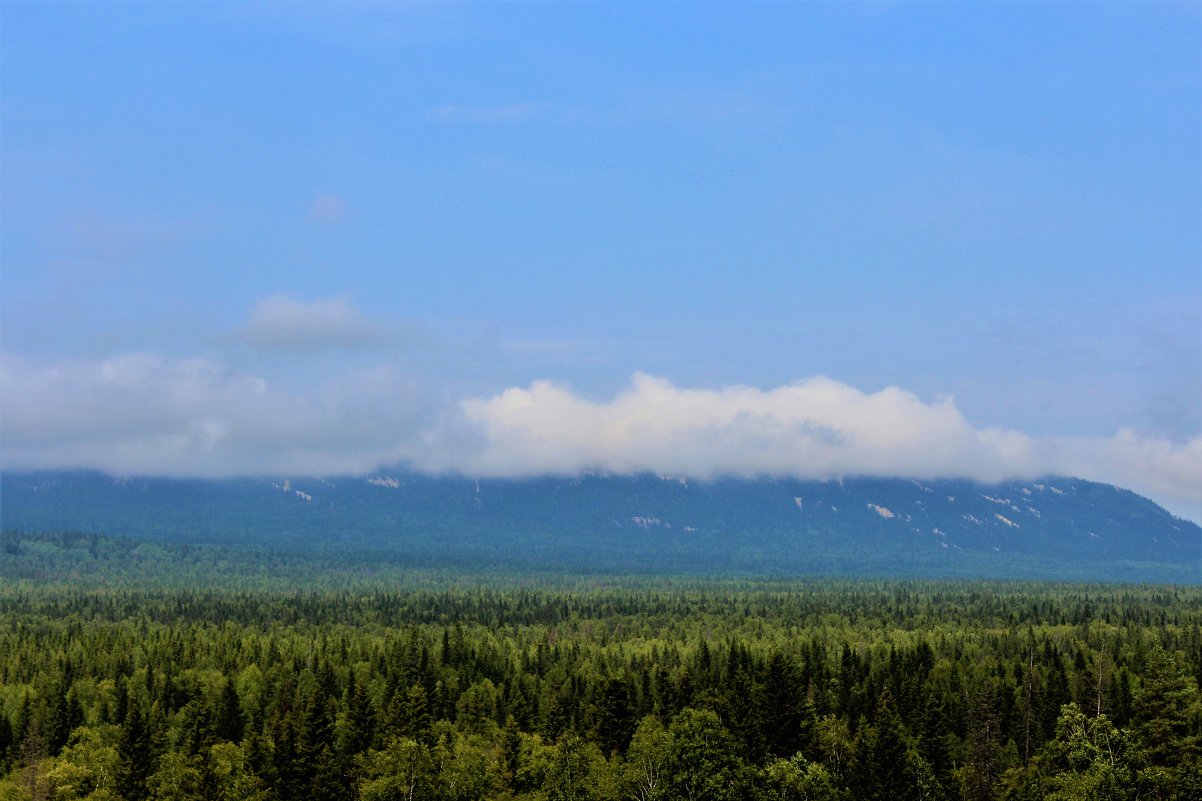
[963,679,1006,801]
[763,653,805,757]
[1129,647,1202,798]
[116,705,152,801]
[591,676,635,756]
[850,691,932,801]
[215,676,245,744]
[43,681,78,755]
[340,675,375,757]
[0,711,13,773]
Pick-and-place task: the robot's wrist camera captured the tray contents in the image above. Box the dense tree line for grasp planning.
[1,583,1200,800]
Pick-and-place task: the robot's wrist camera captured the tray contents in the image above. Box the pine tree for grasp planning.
[501,714,523,790]
[1131,647,1199,766]
[290,673,341,801]
[113,678,129,729]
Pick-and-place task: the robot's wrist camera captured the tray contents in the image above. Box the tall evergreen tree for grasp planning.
[215,676,245,744]
[116,705,153,801]
[340,674,375,757]
[850,691,932,801]
[45,680,73,755]
[963,679,1004,801]
[763,652,805,758]
[0,712,13,773]
[1130,646,1202,799]
[592,675,634,756]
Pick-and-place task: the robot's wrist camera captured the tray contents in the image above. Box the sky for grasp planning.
[2,2,1200,521]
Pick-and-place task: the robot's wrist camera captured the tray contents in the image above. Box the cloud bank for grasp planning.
[0,353,434,477]
[425,374,1037,481]
[1,358,1199,522]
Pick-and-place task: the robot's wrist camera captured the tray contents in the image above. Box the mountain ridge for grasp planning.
[1,469,1198,582]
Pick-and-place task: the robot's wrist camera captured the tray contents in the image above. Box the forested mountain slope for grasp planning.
[2,471,1197,581]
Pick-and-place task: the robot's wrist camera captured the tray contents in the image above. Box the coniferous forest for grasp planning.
[2,533,1201,800]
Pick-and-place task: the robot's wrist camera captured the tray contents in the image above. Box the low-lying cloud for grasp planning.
[425,374,1037,481]
[1,358,1199,522]
[0,352,435,477]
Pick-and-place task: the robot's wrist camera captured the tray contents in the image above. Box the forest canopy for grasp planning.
[2,565,1201,800]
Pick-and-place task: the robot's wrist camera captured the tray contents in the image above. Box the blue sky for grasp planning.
[2,2,1200,519]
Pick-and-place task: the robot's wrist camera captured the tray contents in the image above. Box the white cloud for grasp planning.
[1045,431,1202,523]
[238,295,385,351]
[1,361,1199,522]
[420,373,1033,480]
[416,374,1202,522]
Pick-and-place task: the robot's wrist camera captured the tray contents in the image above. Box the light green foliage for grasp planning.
[761,753,839,801]
[146,751,204,801]
[207,742,269,801]
[358,738,439,801]
[622,716,671,801]
[814,716,852,786]
[42,725,120,801]
[1005,704,1137,801]
[663,708,749,801]
[543,732,607,801]
[433,729,503,801]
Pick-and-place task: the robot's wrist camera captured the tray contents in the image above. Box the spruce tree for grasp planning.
[215,677,245,744]
[0,712,13,773]
[339,675,375,757]
[763,652,804,758]
[116,705,152,801]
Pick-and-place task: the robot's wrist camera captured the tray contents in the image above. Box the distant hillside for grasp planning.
[1,470,1198,582]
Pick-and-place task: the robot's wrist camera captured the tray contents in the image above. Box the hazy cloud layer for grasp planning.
[238,295,387,351]
[1,360,1199,522]
[0,353,434,477]
[308,193,348,224]
[426,103,544,124]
